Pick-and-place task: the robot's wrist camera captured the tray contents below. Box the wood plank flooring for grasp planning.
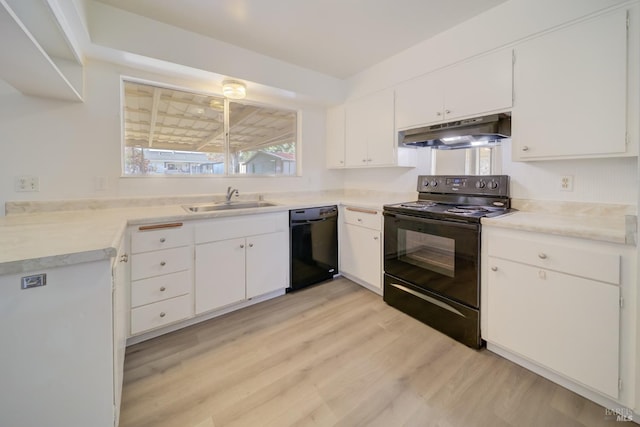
[120,278,622,427]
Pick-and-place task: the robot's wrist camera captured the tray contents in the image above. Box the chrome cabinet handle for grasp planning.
[240,244,245,248]
[522,146,530,151]
[491,266,498,271]
[159,237,166,243]
[436,111,442,116]
[160,261,166,266]
[445,109,451,114]
[249,243,254,248]
[373,236,379,241]
[357,218,363,222]
[119,254,128,263]
[538,253,547,259]
[160,286,166,292]
[159,312,166,318]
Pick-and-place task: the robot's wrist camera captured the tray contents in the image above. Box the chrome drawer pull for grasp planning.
[491,266,498,271]
[160,261,166,266]
[538,253,547,259]
[160,286,166,292]
[159,312,166,318]
[159,237,166,243]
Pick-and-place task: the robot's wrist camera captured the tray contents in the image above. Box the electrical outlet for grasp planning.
[14,176,39,192]
[560,175,574,191]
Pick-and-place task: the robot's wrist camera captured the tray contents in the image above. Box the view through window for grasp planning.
[122,80,298,176]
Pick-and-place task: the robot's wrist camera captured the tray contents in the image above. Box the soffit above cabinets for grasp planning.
[0,0,83,101]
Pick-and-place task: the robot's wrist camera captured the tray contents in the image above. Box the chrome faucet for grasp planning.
[225,186,239,203]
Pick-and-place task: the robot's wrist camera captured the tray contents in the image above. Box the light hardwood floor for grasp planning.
[120,278,622,427]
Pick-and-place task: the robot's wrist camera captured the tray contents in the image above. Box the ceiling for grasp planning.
[94,0,508,79]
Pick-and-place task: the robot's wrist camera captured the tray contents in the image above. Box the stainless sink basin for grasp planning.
[183,201,277,213]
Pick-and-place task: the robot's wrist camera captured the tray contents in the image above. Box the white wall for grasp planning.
[0,59,343,212]
[343,0,638,206]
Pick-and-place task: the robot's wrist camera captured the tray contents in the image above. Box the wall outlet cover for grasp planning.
[14,176,39,192]
[560,175,574,192]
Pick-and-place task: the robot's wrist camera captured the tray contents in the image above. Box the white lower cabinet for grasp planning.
[195,212,289,314]
[195,238,246,313]
[339,206,382,292]
[0,261,116,427]
[482,226,634,403]
[129,222,194,335]
[246,231,289,298]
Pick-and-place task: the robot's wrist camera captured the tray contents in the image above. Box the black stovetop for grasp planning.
[383,175,514,223]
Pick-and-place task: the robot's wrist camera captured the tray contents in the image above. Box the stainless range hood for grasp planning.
[399,113,511,150]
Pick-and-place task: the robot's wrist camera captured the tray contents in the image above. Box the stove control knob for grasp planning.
[475,181,486,189]
[430,180,438,187]
[488,180,499,190]
[423,181,429,187]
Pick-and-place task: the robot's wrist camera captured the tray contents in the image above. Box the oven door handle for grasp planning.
[385,212,479,230]
[387,283,466,318]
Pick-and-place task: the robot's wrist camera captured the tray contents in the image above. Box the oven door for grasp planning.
[383,211,480,308]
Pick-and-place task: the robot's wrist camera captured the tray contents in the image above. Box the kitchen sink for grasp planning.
[183,201,277,213]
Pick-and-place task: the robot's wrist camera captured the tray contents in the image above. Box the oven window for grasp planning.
[399,230,455,277]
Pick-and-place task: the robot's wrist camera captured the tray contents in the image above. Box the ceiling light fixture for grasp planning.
[222,80,247,99]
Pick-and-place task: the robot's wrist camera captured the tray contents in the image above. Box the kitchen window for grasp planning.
[121,79,299,176]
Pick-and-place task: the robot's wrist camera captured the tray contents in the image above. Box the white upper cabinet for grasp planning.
[512,9,629,160]
[344,88,416,168]
[345,89,396,167]
[326,105,346,168]
[395,49,513,130]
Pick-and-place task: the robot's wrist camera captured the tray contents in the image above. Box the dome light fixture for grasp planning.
[222,80,247,99]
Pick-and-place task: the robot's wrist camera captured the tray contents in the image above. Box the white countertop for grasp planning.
[481,199,636,246]
[1,193,635,275]
[0,191,410,275]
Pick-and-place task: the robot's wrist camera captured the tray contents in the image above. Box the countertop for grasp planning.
[0,191,410,275]
[1,193,635,275]
[481,199,636,246]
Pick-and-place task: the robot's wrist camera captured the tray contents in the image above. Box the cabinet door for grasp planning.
[195,238,246,314]
[345,89,395,167]
[445,49,513,121]
[246,231,289,298]
[112,239,128,427]
[345,96,370,167]
[486,257,620,398]
[512,10,627,159]
[365,89,396,166]
[340,223,382,289]
[326,105,346,168]
[395,72,445,129]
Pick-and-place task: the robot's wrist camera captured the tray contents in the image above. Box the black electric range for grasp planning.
[382,175,513,348]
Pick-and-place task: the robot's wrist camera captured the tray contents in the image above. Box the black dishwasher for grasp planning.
[289,206,338,291]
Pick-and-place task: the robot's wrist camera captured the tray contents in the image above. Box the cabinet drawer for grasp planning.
[195,212,288,244]
[342,206,381,230]
[131,270,191,308]
[130,294,192,335]
[489,235,620,285]
[131,223,191,254]
[131,246,191,281]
